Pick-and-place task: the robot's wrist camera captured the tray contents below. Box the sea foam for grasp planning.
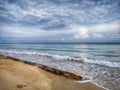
[0,49,120,68]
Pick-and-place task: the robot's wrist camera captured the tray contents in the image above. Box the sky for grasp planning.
[0,0,120,43]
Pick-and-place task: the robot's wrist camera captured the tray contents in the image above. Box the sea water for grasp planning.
[0,43,120,90]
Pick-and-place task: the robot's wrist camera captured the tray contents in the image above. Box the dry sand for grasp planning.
[0,55,104,90]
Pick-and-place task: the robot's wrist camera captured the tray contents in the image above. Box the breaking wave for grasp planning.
[0,49,120,68]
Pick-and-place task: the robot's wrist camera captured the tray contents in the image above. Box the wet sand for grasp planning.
[0,55,104,90]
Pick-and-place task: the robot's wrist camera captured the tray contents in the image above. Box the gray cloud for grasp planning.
[0,0,120,42]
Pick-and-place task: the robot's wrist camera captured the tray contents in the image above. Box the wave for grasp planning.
[0,49,120,68]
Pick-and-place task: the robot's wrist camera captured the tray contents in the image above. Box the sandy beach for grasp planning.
[0,55,104,90]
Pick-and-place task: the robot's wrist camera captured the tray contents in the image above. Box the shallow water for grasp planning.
[0,43,120,90]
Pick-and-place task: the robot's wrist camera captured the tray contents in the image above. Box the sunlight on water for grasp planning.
[0,44,120,90]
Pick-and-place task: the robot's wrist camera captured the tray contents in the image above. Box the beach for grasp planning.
[0,55,104,90]
[0,0,120,89]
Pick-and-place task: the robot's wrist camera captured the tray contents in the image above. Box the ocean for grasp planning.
[0,43,120,90]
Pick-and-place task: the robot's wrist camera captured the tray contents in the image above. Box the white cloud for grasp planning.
[88,21,120,32]
[6,4,25,19]
[74,27,89,39]
[61,38,65,41]
[1,25,71,38]
[92,33,103,38]
[90,6,107,16]
[1,20,119,40]
[71,20,120,39]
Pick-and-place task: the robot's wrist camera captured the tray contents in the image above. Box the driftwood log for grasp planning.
[6,56,82,80]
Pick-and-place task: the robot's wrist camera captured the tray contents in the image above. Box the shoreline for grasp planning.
[5,55,82,80]
[0,55,104,90]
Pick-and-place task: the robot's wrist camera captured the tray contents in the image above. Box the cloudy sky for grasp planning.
[0,0,120,43]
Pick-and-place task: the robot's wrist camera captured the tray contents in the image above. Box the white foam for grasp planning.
[76,80,109,90]
[0,49,120,68]
[81,58,120,68]
[0,49,119,90]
